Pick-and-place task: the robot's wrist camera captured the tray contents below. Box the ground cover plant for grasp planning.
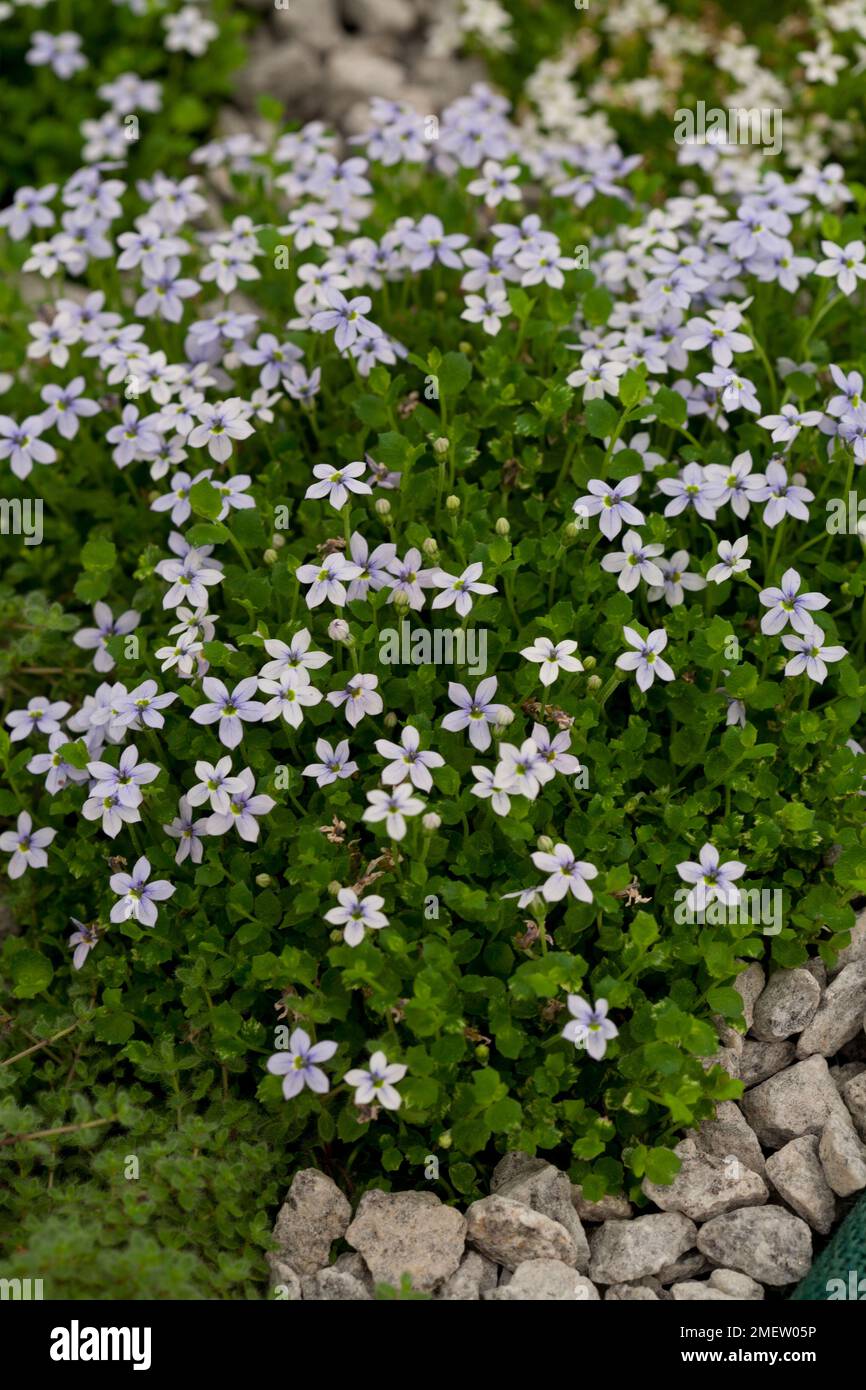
[2,0,866,1299]
[0,0,247,204]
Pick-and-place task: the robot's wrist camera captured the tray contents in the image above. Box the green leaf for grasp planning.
[189,479,221,521]
[438,352,472,398]
[584,398,618,439]
[80,538,116,571]
[11,949,54,999]
[644,1147,682,1186]
[93,1009,135,1045]
[654,387,687,428]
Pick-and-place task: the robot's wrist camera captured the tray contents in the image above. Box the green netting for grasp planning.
[791,1192,866,1300]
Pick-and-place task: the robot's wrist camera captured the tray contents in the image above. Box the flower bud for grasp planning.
[270,532,286,548]
[495,516,510,536]
[393,588,410,610]
[434,289,447,305]
[445,494,460,512]
[328,618,351,642]
[433,437,449,456]
[537,834,554,853]
[375,497,391,517]
[582,654,596,671]
[263,548,278,565]
[255,873,272,887]
[328,880,342,896]
[494,706,514,730]
[587,674,602,692]
[474,1044,490,1062]
[438,1130,453,1149]
[563,522,579,541]
[383,711,398,729]
[458,341,473,355]
[422,812,441,832]
[422,537,439,558]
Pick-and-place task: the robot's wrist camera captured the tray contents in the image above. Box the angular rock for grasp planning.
[236,42,324,111]
[465,1195,577,1271]
[752,969,820,1041]
[818,1113,866,1196]
[436,1250,497,1301]
[655,1250,709,1285]
[842,1069,866,1139]
[796,959,866,1058]
[326,45,407,112]
[671,1281,735,1301]
[697,1208,812,1286]
[332,1251,373,1289]
[735,961,766,1029]
[497,1162,589,1271]
[345,1190,466,1293]
[740,1039,796,1088]
[833,1059,866,1090]
[265,1254,302,1300]
[571,1184,632,1222]
[272,0,342,49]
[304,1268,372,1301]
[700,1047,740,1079]
[765,1135,837,1234]
[344,0,417,34]
[272,1169,351,1275]
[709,1268,764,1300]
[741,1055,849,1148]
[605,1283,659,1301]
[642,1137,768,1222]
[486,1259,599,1301]
[804,958,827,991]
[690,1101,767,1177]
[828,912,866,977]
[490,1151,546,1192]
[589,1213,696,1285]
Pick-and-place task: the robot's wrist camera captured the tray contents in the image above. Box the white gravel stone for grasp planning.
[272,1169,352,1275]
[765,1135,837,1234]
[588,1213,696,1285]
[265,1254,302,1299]
[571,1184,633,1221]
[741,1054,849,1148]
[344,0,417,34]
[752,969,821,1041]
[697,1208,812,1286]
[346,1190,466,1292]
[709,1268,765,1299]
[465,1195,577,1271]
[740,1039,796,1088]
[841,1068,866,1139]
[655,1250,709,1284]
[818,1113,866,1196]
[690,1100,767,1177]
[796,959,866,1058]
[236,41,324,110]
[326,44,407,110]
[642,1138,768,1221]
[436,1250,498,1301]
[486,1259,599,1301]
[827,912,866,977]
[605,1283,660,1300]
[671,1281,736,1301]
[496,1162,589,1271]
